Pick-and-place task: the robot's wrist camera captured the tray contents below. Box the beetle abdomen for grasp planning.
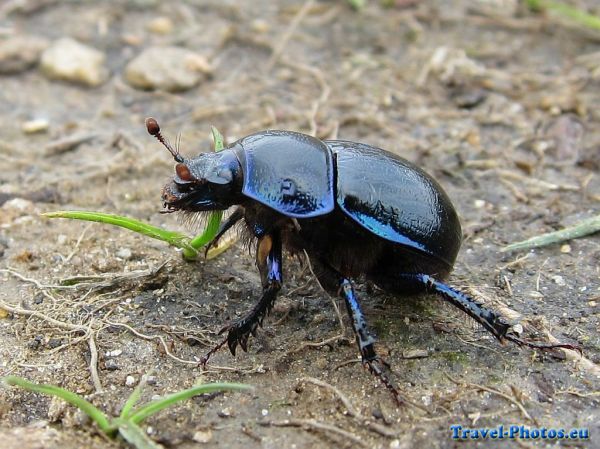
[327,140,462,268]
[233,131,335,218]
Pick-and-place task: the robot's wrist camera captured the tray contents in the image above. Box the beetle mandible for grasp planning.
[146,118,576,402]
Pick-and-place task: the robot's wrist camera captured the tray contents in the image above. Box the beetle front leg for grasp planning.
[221,233,283,355]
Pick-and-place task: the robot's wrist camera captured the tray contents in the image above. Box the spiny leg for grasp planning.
[220,232,283,355]
[410,274,579,352]
[311,258,405,405]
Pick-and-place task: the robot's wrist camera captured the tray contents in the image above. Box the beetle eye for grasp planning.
[175,163,195,183]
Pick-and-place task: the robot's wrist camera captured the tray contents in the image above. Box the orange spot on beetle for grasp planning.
[176,163,194,182]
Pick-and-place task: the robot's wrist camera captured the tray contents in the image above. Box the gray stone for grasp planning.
[124,46,211,92]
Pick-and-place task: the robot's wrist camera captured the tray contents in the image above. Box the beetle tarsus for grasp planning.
[200,336,229,367]
[503,333,582,354]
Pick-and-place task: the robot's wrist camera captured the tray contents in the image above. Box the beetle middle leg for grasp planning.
[219,232,283,355]
[310,257,408,405]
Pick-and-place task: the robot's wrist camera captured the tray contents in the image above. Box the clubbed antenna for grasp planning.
[145,117,184,163]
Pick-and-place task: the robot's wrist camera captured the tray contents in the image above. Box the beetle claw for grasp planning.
[227,336,238,356]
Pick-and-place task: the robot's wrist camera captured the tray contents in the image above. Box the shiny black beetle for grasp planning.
[146,118,575,402]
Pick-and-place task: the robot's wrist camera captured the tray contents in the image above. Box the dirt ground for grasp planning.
[0,1,599,448]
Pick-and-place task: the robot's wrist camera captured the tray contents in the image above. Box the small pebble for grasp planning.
[192,429,213,443]
[106,349,122,357]
[511,323,524,334]
[124,46,211,92]
[116,248,132,260]
[22,118,49,134]
[261,409,268,416]
[218,407,234,418]
[251,19,270,33]
[528,291,544,299]
[147,17,173,34]
[560,244,571,253]
[104,359,119,371]
[40,38,109,87]
[552,275,566,286]
[125,375,136,387]
[57,234,67,245]
[402,349,429,359]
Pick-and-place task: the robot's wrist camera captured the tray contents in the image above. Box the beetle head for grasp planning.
[146,118,242,212]
[161,150,242,212]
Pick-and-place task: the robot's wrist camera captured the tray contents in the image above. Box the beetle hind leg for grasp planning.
[407,273,579,352]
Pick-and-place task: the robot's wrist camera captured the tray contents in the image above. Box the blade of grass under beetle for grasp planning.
[187,125,226,250]
[42,211,197,256]
[129,383,250,425]
[4,376,112,434]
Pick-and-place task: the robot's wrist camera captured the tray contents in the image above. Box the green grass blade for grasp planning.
[185,126,226,252]
[119,421,163,449]
[4,376,112,434]
[527,0,600,31]
[211,126,224,152]
[120,375,149,420]
[189,211,223,249]
[129,383,250,425]
[42,211,198,257]
[347,0,365,10]
[501,214,600,252]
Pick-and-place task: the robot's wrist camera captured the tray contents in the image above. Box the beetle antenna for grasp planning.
[145,117,184,163]
[176,132,182,157]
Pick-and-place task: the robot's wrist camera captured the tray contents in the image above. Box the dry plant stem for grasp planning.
[445,373,534,424]
[0,299,103,390]
[64,223,92,262]
[88,331,103,393]
[302,249,346,333]
[298,377,398,438]
[288,334,350,355]
[555,389,600,398]
[104,320,198,366]
[281,60,331,136]
[267,0,316,70]
[542,329,600,377]
[0,299,88,332]
[259,418,367,448]
[107,320,256,374]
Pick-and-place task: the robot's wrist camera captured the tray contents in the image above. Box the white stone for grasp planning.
[40,38,109,87]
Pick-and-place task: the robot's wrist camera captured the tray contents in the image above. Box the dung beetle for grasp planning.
[146,118,577,403]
